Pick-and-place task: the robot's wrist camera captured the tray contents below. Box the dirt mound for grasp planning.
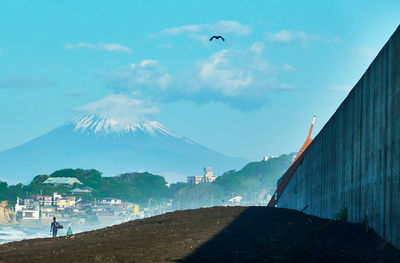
[0,207,399,262]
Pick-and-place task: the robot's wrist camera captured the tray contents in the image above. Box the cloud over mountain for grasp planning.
[99,44,293,111]
[75,94,160,129]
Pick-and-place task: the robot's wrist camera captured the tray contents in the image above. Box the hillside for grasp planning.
[0,154,294,208]
[0,169,171,206]
[173,153,295,208]
[0,206,398,263]
[214,153,296,192]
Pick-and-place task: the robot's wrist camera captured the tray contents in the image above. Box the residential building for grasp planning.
[228,196,243,204]
[70,186,93,194]
[53,192,62,205]
[187,176,204,185]
[40,205,56,219]
[264,155,279,161]
[31,195,52,206]
[98,198,122,205]
[15,197,40,220]
[56,196,76,210]
[43,177,82,186]
[187,167,217,185]
[204,167,213,177]
[203,167,216,183]
[14,192,136,225]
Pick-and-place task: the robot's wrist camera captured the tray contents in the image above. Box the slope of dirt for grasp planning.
[0,207,399,263]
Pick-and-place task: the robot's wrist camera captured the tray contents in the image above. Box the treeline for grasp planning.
[0,169,171,207]
[0,153,295,209]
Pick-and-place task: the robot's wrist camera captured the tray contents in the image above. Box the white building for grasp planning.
[228,196,243,204]
[264,155,279,161]
[187,167,217,185]
[53,192,62,205]
[15,198,40,220]
[43,177,82,186]
[70,186,93,194]
[98,198,122,205]
[203,167,216,183]
[31,195,53,206]
[187,176,204,185]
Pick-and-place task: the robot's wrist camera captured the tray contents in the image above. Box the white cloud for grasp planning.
[162,20,250,36]
[267,30,308,43]
[100,59,172,96]
[65,42,132,53]
[100,43,294,111]
[0,49,3,54]
[250,42,265,54]
[196,49,253,96]
[163,25,202,35]
[211,21,251,35]
[267,30,341,45]
[101,44,132,53]
[283,63,296,71]
[76,94,159,124]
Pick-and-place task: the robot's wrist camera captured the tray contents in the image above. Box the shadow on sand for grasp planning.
[178,206,400,263]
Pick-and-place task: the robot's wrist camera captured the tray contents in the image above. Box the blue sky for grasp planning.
[0,0,399,161]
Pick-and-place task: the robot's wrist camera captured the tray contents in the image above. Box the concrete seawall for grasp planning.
[277,25,400,248]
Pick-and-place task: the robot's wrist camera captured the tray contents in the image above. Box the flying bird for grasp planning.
[209,36,225,41]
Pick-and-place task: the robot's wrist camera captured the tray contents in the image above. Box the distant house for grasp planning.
[30,195,52,206]
[40,205,56,219]
[64,205,80,214]
[228,196,243,204]
[98,198,122,205]
[15,197,40,220]
[56,196,76,210]
[187,167,217,185]
[187,176,204,185]
[70,186,93,194]
[203,167,216,183]
[53,192,62,205]
[43,177,82,186]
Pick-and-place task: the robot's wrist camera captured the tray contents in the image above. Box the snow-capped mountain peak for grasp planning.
[69,114,181,138]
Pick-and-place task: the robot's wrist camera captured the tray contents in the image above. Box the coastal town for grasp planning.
[7,165,276,229]
[13,176,142,227]
[8,167,226,228]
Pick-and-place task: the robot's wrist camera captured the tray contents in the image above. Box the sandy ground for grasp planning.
[0,206,399,263]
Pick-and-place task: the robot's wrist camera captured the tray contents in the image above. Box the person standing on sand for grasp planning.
[67,227,73,236]
[50,217,60,237]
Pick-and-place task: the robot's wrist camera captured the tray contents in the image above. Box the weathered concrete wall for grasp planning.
[277,25,400,248]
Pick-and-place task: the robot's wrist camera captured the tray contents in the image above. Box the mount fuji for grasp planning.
[0,114,248,184]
